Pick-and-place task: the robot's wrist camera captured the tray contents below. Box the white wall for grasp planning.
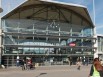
[93,34,98,58]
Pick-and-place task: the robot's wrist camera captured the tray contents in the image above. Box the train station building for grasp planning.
[0,0,97,66]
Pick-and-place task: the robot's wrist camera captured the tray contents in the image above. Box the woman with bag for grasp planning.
[89,58,103,77]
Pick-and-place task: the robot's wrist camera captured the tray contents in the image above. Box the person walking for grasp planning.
[27,58,32,70]
[20,59,27,70]
[16,59,20,67]
[89,58,103,77]
[76,60,82,70]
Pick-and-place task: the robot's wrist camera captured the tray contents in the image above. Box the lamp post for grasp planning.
[93,0,95,25]
[0,0,3,12]
[92,0,98,58]
[92,0,96,36]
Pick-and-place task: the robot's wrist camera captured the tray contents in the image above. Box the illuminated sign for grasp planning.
[69,43,76,47]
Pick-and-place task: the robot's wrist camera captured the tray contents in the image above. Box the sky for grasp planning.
[1,0,103,34]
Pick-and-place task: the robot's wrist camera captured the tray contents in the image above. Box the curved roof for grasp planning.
[1,0,94,27]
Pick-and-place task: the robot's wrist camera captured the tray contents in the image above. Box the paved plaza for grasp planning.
[0,65,91,77]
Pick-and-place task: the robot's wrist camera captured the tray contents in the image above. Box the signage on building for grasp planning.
[69,43,76,47]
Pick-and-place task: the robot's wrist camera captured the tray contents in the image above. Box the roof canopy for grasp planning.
[2,0,94,27]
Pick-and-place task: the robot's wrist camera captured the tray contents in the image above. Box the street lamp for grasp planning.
[0,0,3,13]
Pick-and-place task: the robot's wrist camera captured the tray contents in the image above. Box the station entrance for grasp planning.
[1,54,93,67]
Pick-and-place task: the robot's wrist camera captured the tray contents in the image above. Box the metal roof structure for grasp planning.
[1,0,94,27]
[97,34,103,37]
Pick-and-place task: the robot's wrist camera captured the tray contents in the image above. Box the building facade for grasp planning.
[0,0,3,64]
[97,35,103,59]
[1,0,96,66]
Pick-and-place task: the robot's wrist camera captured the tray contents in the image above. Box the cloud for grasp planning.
[96,25,103,30]
[96,25,103,34]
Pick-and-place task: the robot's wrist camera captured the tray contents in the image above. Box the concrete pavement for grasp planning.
[0,65,91,77]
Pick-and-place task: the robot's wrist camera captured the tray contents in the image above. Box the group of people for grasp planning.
[17,58,34,70]
[76,58,103,77]
[16,57,103,77]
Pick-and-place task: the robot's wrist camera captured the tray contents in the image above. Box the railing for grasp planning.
[4,26,83,36]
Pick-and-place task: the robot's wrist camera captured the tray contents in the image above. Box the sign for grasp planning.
[69,43,76,47]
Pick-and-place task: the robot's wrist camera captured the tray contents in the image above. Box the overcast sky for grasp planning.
[2,0,103,34]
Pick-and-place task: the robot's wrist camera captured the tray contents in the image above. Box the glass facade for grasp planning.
[2,19,95,54]
[1,19,96,66]
[97,36,103,60]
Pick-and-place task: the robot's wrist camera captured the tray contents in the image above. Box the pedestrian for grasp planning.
[69,57,72,66]
[16,59,20,67]
[76,60,82,70]
[85,58,88,66]
[88,58,103,77]
[20,59,26,70]
[27,58,32,70]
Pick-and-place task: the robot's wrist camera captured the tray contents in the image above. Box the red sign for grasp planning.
[69,43,76,47]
